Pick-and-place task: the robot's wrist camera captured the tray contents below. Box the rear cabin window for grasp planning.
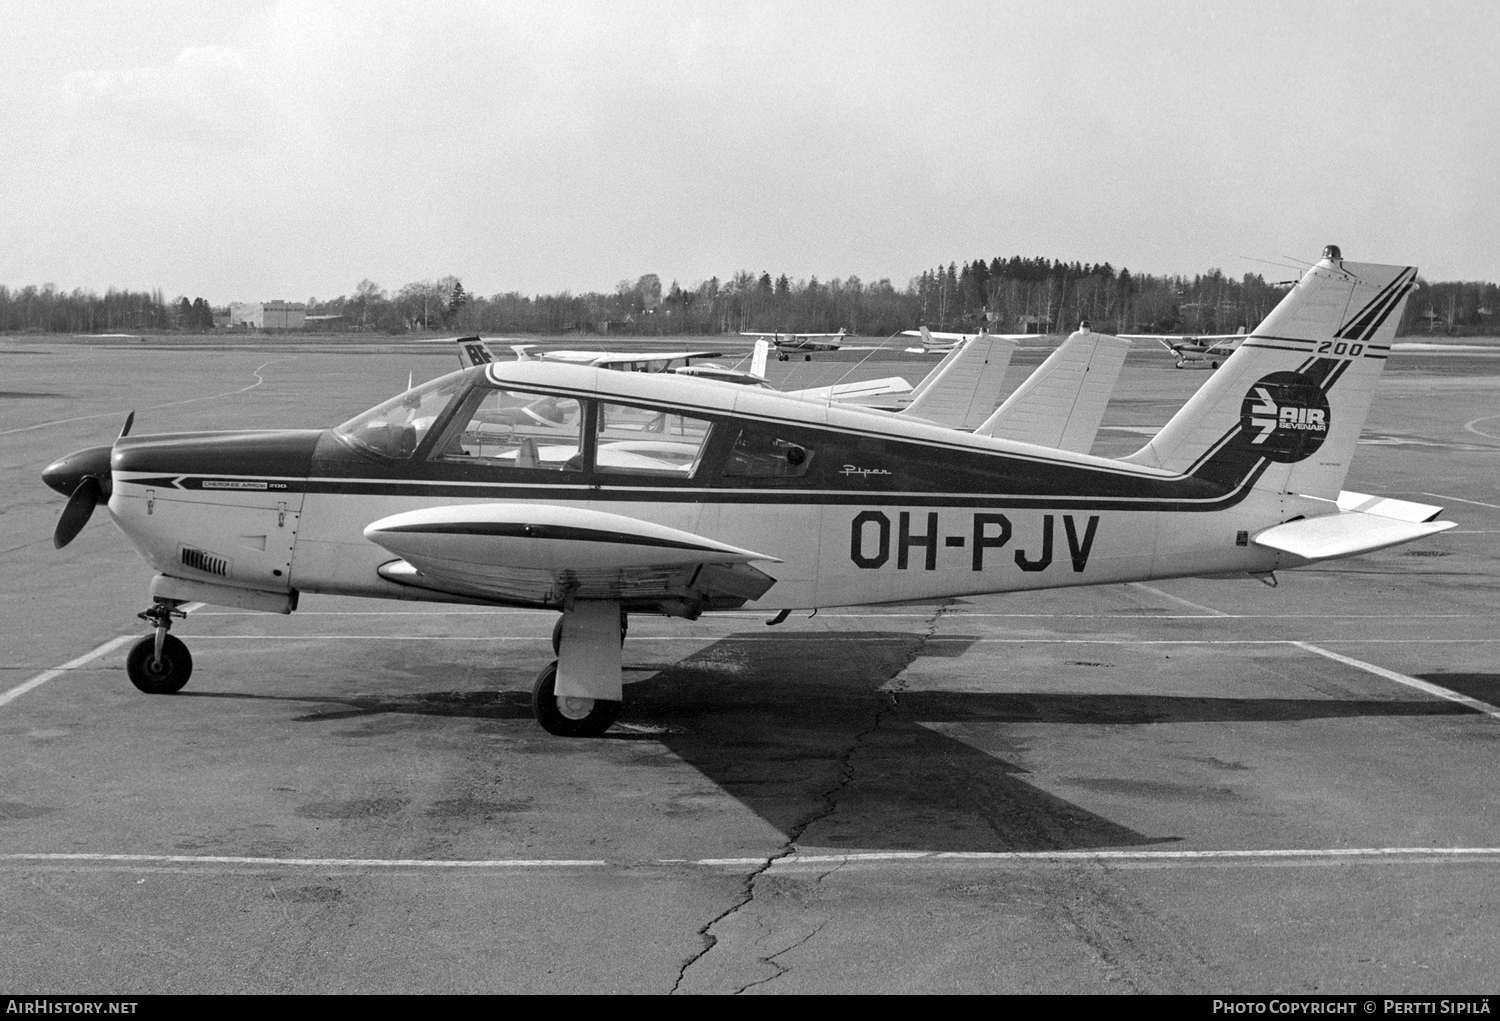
[432,388,584,471]
[722,427,815,479]
[595,402,712,477]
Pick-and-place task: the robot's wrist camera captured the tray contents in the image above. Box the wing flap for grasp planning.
[1253,512,1455,561]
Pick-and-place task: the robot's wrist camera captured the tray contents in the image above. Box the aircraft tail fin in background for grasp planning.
[900,335,1018,430]
[905,337,971,400]
[976,328,1131,453]
[750,339,769,379]
[1123,251,1417,501]
[454,337,496,368]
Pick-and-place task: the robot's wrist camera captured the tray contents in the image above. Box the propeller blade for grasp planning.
[54,476,101,549]
[118,411,135,440]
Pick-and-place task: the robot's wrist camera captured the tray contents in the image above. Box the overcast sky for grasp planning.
[2,0,1495,304]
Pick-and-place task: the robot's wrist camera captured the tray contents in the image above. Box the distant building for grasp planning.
[229,300,306,329]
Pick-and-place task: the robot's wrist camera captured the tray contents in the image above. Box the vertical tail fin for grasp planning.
[455,336,496,368]
[976,326,1131,452]
[900,336,1018,430]
[1123,251,1417,500]
[750,338,769,379]
[906,336,970,400]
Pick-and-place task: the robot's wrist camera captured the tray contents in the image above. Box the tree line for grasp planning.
[3,264,1496,337]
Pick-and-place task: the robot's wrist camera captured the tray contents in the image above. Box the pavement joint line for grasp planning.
[5,848,1500,872]
[0,635,135,709]
[1423,492,1500,511]
[1294,642,1500,719]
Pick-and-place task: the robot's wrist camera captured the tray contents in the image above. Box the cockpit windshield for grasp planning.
[334,372,468,459]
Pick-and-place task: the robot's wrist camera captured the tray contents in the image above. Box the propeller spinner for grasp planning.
[42,412,133,549]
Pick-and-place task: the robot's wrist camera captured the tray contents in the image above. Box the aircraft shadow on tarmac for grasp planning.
[183,631,1477,855]
[1418,673,1500,705]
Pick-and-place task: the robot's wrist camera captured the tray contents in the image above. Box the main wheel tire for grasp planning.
[126,634,192,694]
[550,612,628,656]
[531,661,620,737]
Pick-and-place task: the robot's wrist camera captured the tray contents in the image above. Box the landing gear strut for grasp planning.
[533,601,626,737]
[126,599,192,694]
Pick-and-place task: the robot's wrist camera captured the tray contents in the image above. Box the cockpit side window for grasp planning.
[333,375,467,460]
[431,387,585,471]
[594,402,712,477]
[722,427,815,479]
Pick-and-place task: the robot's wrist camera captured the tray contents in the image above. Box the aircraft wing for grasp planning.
[588,351,722,370]
[1121,333,1247,343]
[364,503,780,611]
[784,377,913,401]
[1253,512,1456,562]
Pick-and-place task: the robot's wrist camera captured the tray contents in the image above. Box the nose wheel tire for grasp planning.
[125,634,193,694]
[531,661,620,737]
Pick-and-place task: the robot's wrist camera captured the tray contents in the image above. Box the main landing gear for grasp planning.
[126,599,193,694]
[532,603,628,738]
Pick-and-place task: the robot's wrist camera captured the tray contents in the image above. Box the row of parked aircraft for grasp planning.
[43,246,1452,738]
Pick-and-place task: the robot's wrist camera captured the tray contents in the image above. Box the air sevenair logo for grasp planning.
[1240,371,1330,463]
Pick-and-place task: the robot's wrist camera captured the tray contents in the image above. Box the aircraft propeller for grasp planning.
[43,412,133,549]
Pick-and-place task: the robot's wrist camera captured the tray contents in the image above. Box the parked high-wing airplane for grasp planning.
[1122,327,1247,369]
[43,246,1454,738]
[739,328,846,360]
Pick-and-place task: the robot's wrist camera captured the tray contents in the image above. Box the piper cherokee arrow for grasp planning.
[42,246,1455,737]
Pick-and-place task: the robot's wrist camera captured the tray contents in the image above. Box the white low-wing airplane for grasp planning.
[902,324,1035,354]
[740,328,846,360]
[455,336,916,407]
[1122,327,1247,369]
[460,338,728,375]
[43,246,1454,738]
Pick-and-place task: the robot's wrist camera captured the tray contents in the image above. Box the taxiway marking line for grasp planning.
[1293,642,1500,719]
[0,359,293,437]
[4,847,1500,873]
[192,609,1482,620]
[1464,414,1500,440]
[0,635,135,709]
[182,636,1500,645]
[1423,492,1500,511]
[1128,582,1230,616]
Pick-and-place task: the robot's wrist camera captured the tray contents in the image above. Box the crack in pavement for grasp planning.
[669,601,952,994]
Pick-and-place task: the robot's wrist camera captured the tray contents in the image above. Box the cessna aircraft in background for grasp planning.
[43,245,1454,739]
[739,328,846,360]
[1123,326,1248,369]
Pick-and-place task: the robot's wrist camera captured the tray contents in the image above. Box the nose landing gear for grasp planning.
[126,599,193,694]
